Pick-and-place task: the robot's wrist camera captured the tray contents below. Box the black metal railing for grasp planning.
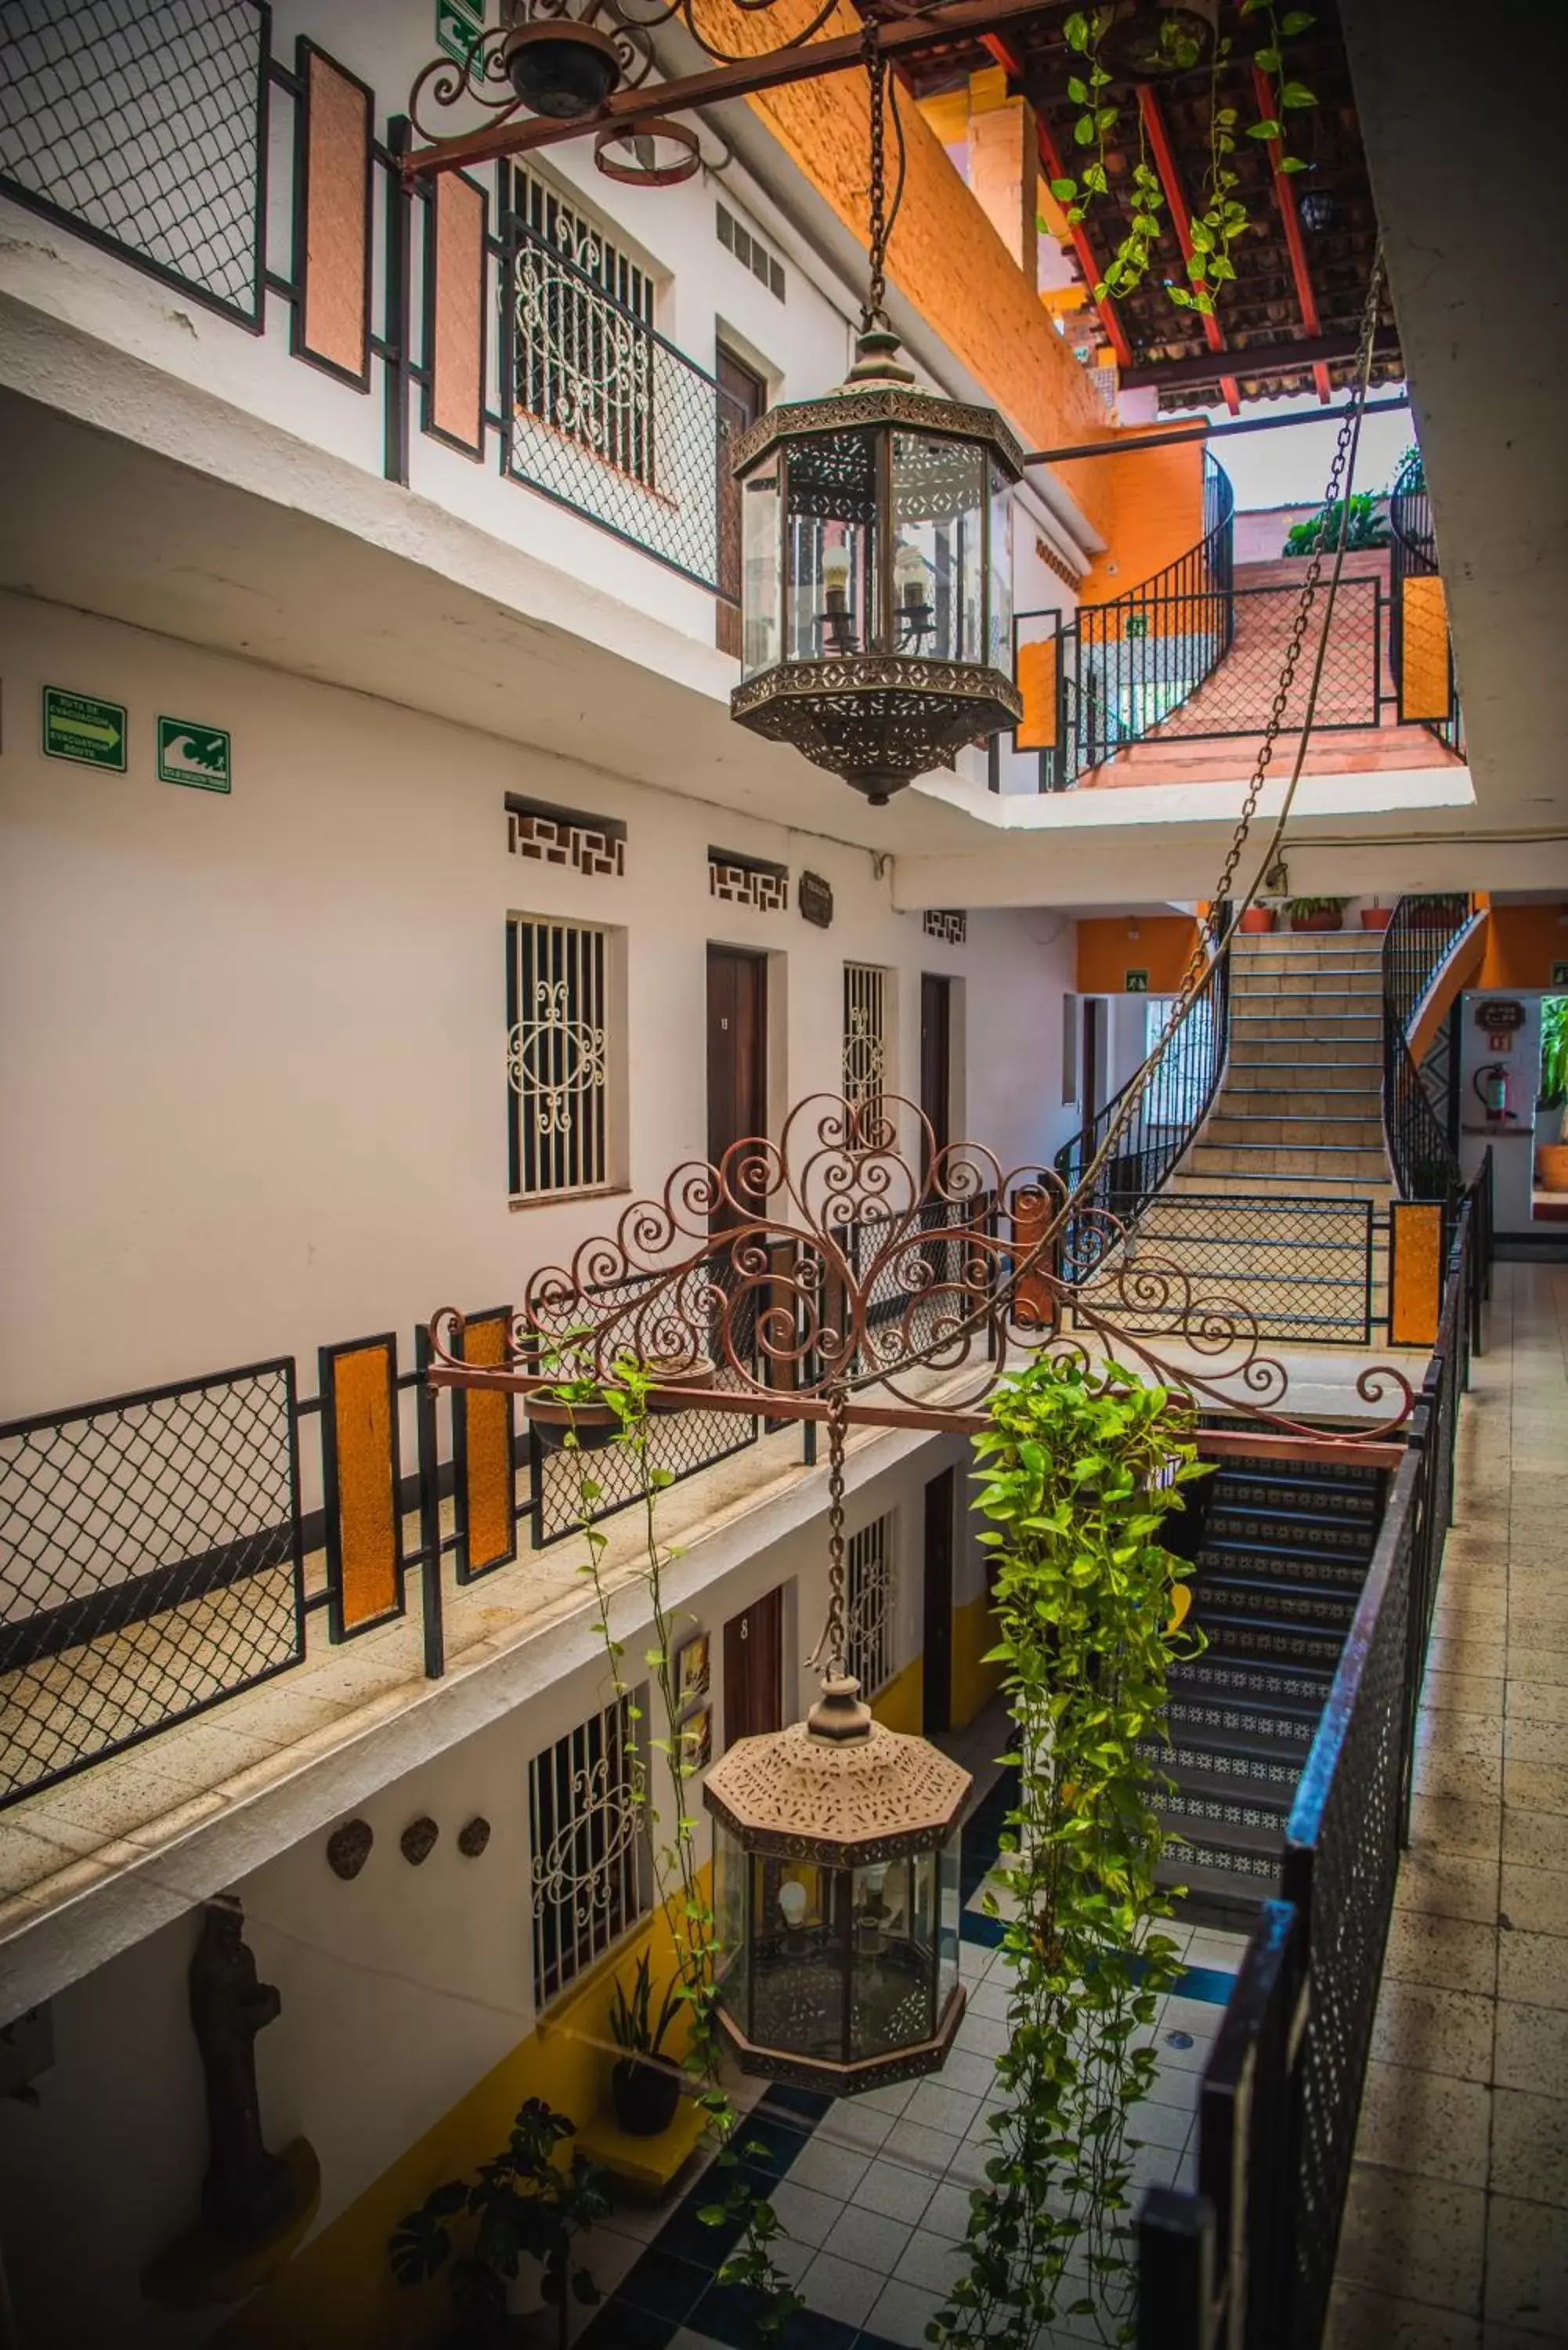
[0,0,735,595]
[0,1360,305,1806]
[1055,918,1230,1275]
[1382,891,1473,1217]
[1389,448,1462,755]
[1096,1192,1376,1345]
[1137,1163,1491,2350]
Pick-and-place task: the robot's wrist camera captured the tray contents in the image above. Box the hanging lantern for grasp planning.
[728,37,1023,804]
[702,1395,972,2094]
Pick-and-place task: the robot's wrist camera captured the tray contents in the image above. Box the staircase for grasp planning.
[1127,924,1393,1341]
[1150,1447,1387,1919]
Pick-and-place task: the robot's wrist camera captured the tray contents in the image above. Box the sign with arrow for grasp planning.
[42,686,126,772]
[157,717,232,794]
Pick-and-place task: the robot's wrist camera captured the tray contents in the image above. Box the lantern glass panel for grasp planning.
[785,427,880,663]
[891,432,987,664]
[714,1817,749,2027]
[748,1854,847,2061]
[740,461,782,678]
[938,1828,962,2020]
[848,1850,939,2060]
[988,461,1014,674]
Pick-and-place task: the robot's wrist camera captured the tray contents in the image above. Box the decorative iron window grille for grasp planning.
[844,964,890,1107]
[845,1513,896,1697]
[923,910,966,947]
[0,0,267,326]
[506,916,612,1198]
[528,1692,650,2008]
[504,173,726,591]
[716,201,786,301]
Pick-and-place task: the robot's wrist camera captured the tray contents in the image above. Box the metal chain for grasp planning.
[813,1385,851,1676]
[861,18,888,334]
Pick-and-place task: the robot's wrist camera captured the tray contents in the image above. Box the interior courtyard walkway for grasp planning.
[1329,1261,1568,2346]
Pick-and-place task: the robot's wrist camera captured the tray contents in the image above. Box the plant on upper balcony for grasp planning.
[1539,997,1568,1126]
[931,1356,1207,2350]
[1283,492,1388,554]
[388,2097,610,2348]
[1285,895,1347,931]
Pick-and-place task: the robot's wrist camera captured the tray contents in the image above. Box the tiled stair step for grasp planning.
[1167,1173,1393,1198]
[1155,1771,1294,1835]
[1209,1472,1379,1522]
[1227,990,1382,1015]
[1165,1695,1320,1755]
[1201,1444,1384,1492]
[1205,1506,1376,1557]
[1225,1045,1382,1068]
[1168,1651,1335,1708]
[1155,1838,1284,1907]
[1194,1571,1361,1629]
[1194,1607,1347,1672]
[1201,1123,1386,1148]
[1213,1077,1382,1099]
[1139,1733,1305,1792]
[1198,1543,1370,1596]
[1231,964,1386,986]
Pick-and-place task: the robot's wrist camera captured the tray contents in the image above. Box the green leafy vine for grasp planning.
[930,1357,1209,2348]
[555,1357,804,2341]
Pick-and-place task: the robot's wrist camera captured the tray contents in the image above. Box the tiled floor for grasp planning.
[570,1752,1250,2350]
[1329,1263,1568,2348]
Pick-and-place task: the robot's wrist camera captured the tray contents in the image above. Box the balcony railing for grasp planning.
[1389,447,1463,756]
[1382,891,1473,1223]
[0,0,736,599]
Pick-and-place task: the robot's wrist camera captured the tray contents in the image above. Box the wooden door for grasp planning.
[716,348,767,660]
[723,1585,784,1748]
[707,946,768,1198]
[922,1467,956,1734]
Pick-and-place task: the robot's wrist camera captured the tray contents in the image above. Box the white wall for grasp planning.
[0,1428,979,2348]
[0,592,1076,1421]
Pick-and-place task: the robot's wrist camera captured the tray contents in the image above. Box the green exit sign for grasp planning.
[42,685,126,772]
[1125,968,1149,992]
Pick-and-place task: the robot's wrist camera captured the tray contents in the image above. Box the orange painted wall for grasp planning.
[1077,916,1199,994]
[695,0,1129,544]
[1058,438,1207,606]
[1477,905,1568,991]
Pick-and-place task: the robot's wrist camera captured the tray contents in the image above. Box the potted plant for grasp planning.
[1285,896,1348,933]
[1537,997,1568,1193]
[1359,900,1394,931]
[1237,903,1277,935]
[1283,493,1389,555]
[607,1948,683,2137]
[389,2097,610,2348]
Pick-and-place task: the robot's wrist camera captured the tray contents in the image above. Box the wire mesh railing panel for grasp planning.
[1080,1195,1375,1344]
[0,1360,303,1806]
[1389,449,1461,754]
[1382,895,1471,1213]
[506,220,724,591]
[850,1198,995,1371]
[0,0,266,324]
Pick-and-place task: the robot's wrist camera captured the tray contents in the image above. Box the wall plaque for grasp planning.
[1474,1000,1524,1030]
[799,871,833,929]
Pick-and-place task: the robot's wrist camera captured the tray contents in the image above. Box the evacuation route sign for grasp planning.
[1125,968,1150,992]
[157,717,232,794]
[42,685,126,772]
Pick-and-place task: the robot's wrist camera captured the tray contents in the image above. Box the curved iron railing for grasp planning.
[1054,909,1231,1275]
[1382,891,1472,1216]
[1388,448,1462,754]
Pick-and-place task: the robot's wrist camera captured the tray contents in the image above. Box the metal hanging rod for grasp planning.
[1023,393,1412,469]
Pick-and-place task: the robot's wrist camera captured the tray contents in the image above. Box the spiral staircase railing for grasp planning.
[1382,891,1472,1224]
[1053,908,1231,1277]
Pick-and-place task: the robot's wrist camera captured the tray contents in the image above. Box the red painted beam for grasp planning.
[1251,63,1331,403]
[981,30,1134,372]
[1135,85,1239,414]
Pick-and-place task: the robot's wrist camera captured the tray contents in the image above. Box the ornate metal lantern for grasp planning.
[703,1397,972,2095]
[728,44,1024,804]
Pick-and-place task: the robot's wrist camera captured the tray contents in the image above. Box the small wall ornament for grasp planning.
[326,1819,374,1880]
[457,1817,492,1859]
[401,1817,440,1866]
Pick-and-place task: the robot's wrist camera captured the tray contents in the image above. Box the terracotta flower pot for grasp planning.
[1359,906,1394,931]
[1537,1142,1568,1194]
[1290,908,1344,933]
[1237,907,1277,935]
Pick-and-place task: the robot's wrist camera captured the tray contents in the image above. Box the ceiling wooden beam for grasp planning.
[1135,85,1240,414]
[1118,326,1400,392]
[1250,63,1331,402]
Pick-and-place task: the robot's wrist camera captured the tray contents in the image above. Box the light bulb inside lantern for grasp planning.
[822,544,851,613]
[894,541,933,610]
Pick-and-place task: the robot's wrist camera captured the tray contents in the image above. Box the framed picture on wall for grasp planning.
[681,1704,713,1773]
[674,1631,710,1712]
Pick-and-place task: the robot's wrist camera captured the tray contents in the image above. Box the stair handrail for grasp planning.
[1053,903,1232,1278]
[1381,892,1472,1216]
[1050,453,1236,787]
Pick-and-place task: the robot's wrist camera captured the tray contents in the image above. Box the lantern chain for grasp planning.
[862,16,889,334]
[811,1385,851,1679]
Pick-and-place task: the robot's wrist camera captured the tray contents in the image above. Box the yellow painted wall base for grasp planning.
[870,1655,924,1736]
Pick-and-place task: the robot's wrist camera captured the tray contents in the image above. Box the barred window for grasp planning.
[844,964,890,1108]
[506,916,613,1198]
[529,1693,650,2008]
[511,168,655,486]
[845,1513,897,1697]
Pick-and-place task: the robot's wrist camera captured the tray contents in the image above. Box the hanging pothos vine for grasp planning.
[932,1356,1209,2348]
[550,1355,804,2341]
[1046,1,1317,321]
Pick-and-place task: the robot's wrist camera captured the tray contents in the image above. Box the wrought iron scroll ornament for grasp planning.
[427,1094,1415,1446]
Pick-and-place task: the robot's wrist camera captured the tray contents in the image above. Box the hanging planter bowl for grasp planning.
[1098,0,1218,81]
[526,1397,620,1453]
[646,1359,717,1415]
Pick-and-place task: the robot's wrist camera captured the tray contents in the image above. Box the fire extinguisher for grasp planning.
[1474,1063,1512,1124]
